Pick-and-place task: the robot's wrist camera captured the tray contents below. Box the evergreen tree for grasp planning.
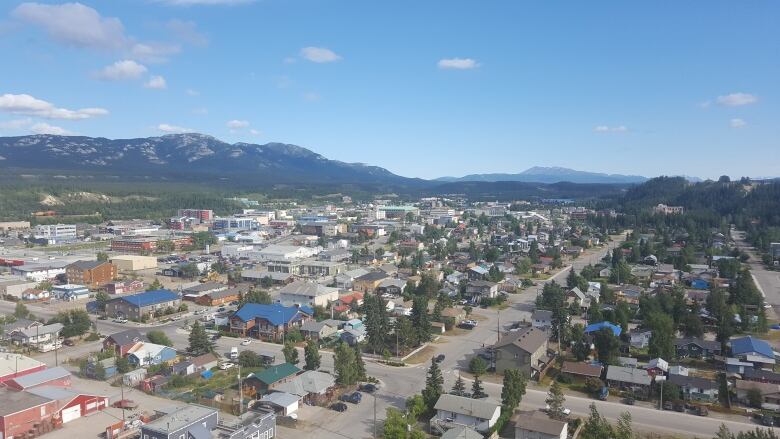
[545,381,567,420]
[422,358,444,409]
[451,374,466,396]
[334,342,359,385]
[471,373,486,399]
[411,295,431,345]
[647,312,675,359]
[581,404,614,439]
[240,289,272,305]
[354,345,367,381]
[304,340,320,370]
[364,291,389,354]
[501,369,527,410]
[570,324,590,361]
[187,321,214,356]
[282,341,299,365]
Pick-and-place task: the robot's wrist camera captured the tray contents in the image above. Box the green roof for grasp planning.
[252,363,301,385]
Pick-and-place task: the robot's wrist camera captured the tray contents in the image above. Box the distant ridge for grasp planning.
[435,166,649,184]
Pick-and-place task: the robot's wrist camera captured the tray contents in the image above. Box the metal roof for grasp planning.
[250,363,301,385]
[7,366,70,389]
[143,405,218,434]
[434,394,500,420]
[113,289,179,308]
[233,303,313,325]
[0,387,53,416]
[731,336,774,358]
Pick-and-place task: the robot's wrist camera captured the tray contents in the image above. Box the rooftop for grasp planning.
[143,405,218,434]
[434,394,500,420]
[233,303,313,325]
[250,363,301,385]
[112,289,179,308]
[7,366,70,389]
[0,387,53,416]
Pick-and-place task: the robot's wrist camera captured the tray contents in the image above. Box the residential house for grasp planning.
[170,360,195,377]
[441,427,482,439]
[196,287,244,307]
[66,260,116,289]
[230,303,313,341]
[191,353,220,372]
[605,366,652,398]
[140,405,219,439]
[566,287,589,309]
[629,329,652,349]
[278,281,339,307]
[646,358,669,376]
[244,363,301,394]
[668,375,719,403]
[335,268,370,290]
[465,281,499,302]
[335,291,364,311]
[494,327,550,377]
[377,278,406,296]
[352,271,390,293]
[274,370,337,404]
[8,323,63,347]
[431,394,501,434]
[103,329,144,356]
[735,380,780,408]
[127,342,177,367]
[615,285,643,305]
[730,336,776,369]
[531,310,553,330]
[300,320,338,341]
[743,369,780,385]
[467,266,489,281]
[512,411,568,439]
[674,338,722,360]
[105,289,181,320]
[259,392,299,416]
[560,362,603,381]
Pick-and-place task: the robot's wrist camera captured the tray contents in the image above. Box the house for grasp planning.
[512,411,568,439]
[646,358,669,376]
[0,354,46,383]
[629,330,652,349]
[605,366,652,398]
[465,281,499,302]
[127,342,178,367]
[668,375,718,402]
[584,321,622,337]
[104,329,144,356]
[669,365,689,377]
[467,266,489,281]
[377,278,406,296]
[560,362,603,380]
[195,287,244,307]
[335,268,370,290]
[352,271,390,293]
[140,405,219,439]
[743,368,780,385]
[211,411,276,439]
[278,281,339,307]
[171,360,196,376]
[259,392,299,416]
[674,338,722,359]
[274,370,337,404]
[335,292,364,310]
[104,280,144,295]
[27,386,109,423]
[341,327,367,346]
[566,287,589,309]
[531,310,553,330]
[182,282,228,301]
[730,336,776,368]
[244,363,301,394]
[617,357,638,369]
[4,367,71,391]
[52,284,90,301]
[105,289,181,320]
[441,426,483,439]
[494,327,550,377]
[735,380,780,407]
[726,358,755,375]
[191,353,220,371]
[66,260,117,289]
[300,320,338,341]
[86,357,118,379]
[0,387,60,438]
[8,323,63,347]
[615,285,643,304]
[431,394,501,434]
[22,289,50,301]
[230,303,313,341]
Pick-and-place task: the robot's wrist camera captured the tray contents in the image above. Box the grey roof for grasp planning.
[512,412,567,436]
[378,278,406,289]
[8,366,70,388]
[26,385,87,403]
[606,365,652,386]
[531,310,553,321]
[260,392,299,407]
[668,374,717,390]
[494,327,548,354]
[279,280,337,297]
[441,426,484,439]
[107,329,144,346]
[300,320,336,333]
[205,287,245,300]
[69,260,107,271]
[184,282,227,293]
[0,387,53,416]
[434,394,500,420]
[674,337,721,351]
[274,370,336,397]
[13,323,63,339]
[187,423,211,439]
[355,271,389,282]
[143,405,218,434]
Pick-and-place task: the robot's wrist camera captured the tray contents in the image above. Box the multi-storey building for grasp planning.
[32,224,77,244]
[66,260,117,289]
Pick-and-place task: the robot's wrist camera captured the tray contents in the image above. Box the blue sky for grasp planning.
[1,1,778,179]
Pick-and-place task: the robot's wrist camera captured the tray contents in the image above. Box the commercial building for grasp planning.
[0,354,47,383]
[177,209,214,222]
[110,255,158,271]
[105,289,181,320]
[0,387,60,438]
[431,394,501,434]
[141,405,219,439]
[66,260,117,289]
[212,216,258,232]
[11,262,67,282]
[278,281,339,307]
[52,284,90,301]
[0,221,31,231]
[32,224,77,244]
[0,278,38,299]
[374,205,419,220]
[110,235,193,253]
[493,327,550,377]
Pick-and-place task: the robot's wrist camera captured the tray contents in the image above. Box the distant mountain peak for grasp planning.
[435,166,648,184]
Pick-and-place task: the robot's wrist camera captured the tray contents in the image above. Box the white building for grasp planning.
[278,280,339,307]
[253,244,320,261]
[11,262,68,282]
[52,284,90,301]
[513,411,568,439]
[431,394,501,434]
[32,224,77,244]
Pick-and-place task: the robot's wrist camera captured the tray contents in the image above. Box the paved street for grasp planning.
[732,228,780,314]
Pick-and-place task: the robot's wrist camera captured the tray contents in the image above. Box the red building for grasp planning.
[0,354,47,384]
[103,329,144,357]
[28,387,109,424]
[177,209,214,222]
[4,367,72,391]
[0,388,60,439]
[110,235,193,253]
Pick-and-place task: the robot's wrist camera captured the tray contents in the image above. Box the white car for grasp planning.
[241,339,252,346]
[219,362,235,370]
[544,405,571,416]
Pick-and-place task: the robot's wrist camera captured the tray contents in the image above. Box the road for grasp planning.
[732,228,780,315]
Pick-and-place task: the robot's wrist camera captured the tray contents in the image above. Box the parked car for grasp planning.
[219,362,235,370]
[241,338,252,346]
[62,339,75,347]
[211,334,222,341]
[663,401,673,411]
[598,387,609,401]
[360,383,377,393]
[340,392,362,404]
[623,397,635,405]
[545,405,571,416]
[331,402,348,412]
[435,354,445,363]
[694,405,708,417]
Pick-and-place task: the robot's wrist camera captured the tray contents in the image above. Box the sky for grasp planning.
[1,1,778,180]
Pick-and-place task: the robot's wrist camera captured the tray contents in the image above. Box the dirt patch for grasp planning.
[405,345,436,364]
[40,194,64,206]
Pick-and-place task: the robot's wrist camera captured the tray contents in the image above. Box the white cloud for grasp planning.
[130,42,181,63]
[593,125,628,133]
[437,58,480,70]
[30,122,73,135]
[154,0,255,5]
[0,93,108,120]
[166,19,208,47]
[730,118,747,128]
[716,92,758,107]
[12,2,127,50]
[226,119,250,129]
[95,59,148,80]
[249,128,261,136]
[185,88,200,96]
[144,75,168,89]
[300,47,341,63]
[157,123,193,133]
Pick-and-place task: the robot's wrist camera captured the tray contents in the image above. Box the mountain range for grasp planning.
[435,166,648,184]
[0,134,653,186]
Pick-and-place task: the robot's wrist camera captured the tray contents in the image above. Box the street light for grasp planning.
[656,375,667,410]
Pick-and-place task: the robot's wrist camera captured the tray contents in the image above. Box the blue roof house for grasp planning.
[730,336,776,367]
[691,279,710,290]
[230,303,313,342]
[585,321,622,337]
[105,289,182,320]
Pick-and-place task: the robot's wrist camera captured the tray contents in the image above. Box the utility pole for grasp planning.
[238,364,243,418]
[120,378,126,425]
[373,393,377,439]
